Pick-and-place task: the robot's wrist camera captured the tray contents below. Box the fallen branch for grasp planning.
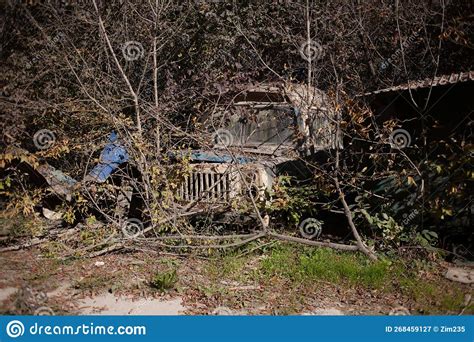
[268,231,359,251]
[0,238,47,253]
[131,232,266,250]
[61,230,119,259]
[135,233,260,241]
[1,221,370,259]
[88,243,124,258]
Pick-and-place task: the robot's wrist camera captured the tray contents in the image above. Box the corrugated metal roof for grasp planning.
[359,71,474,96]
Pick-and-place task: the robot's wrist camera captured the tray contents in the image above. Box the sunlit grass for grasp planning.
[261,244,392,288]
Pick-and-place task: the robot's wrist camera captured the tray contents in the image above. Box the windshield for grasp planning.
[226,107,296,146]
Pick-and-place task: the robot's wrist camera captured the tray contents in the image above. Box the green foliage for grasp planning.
[0,215,43,238]
[356,142,471,251]
[415,230,439,247]
[359,209,404,245]
[41,241,67,259]
[204,249,255,283]
[79,224,114,247]
[397,276,468,314]
[85,215,98,226]
[267,176,319,225]
[0,176,12,191]
[149,269,178,292]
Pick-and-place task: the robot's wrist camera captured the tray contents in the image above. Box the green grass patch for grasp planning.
[258,243,472,314]
[204,252,250,282]
[398,277,469,314]
[149,269,178,292]
[72,273,118,292]
[0,215,45,237]
[261,244,393,289]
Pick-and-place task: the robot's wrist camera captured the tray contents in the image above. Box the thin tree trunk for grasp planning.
[335,177,378,260]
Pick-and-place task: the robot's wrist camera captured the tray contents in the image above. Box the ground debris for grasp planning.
[445,267,474,284]
[42,208,63,221]
[302,308,344,315]
[388,306,411,315]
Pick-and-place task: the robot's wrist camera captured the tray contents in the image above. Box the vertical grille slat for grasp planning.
[192,173,198,201]
[199,173,204,200]
[177,167,231,203]
[207,173,212,201]
[216,174,222,201]
[225,173,230,201]
[183,175,188,201]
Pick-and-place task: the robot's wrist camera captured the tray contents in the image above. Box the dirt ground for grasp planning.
[1,246,472,316]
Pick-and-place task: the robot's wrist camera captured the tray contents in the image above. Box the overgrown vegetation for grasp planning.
[0,0,472,316]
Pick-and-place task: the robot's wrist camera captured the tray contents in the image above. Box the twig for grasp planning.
[268,231,359,251]
[88,243,124,258]
[135,233,260,241]
[91,0,142,137]
[132,232,266,250]
[237,240,276,257]
[0,238,47,253]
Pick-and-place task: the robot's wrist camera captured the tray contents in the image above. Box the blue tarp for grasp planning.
[88,132,129,183]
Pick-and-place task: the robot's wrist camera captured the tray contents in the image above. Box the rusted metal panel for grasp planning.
[360,71,474,96]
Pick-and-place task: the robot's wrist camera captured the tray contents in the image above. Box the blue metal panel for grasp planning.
[88,132,129,183]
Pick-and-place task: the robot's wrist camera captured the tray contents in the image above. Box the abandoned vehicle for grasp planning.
[169,83,342,231]
[3,83,343,239]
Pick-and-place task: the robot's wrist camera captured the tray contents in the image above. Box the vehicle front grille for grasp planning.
[177,170,231,203]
